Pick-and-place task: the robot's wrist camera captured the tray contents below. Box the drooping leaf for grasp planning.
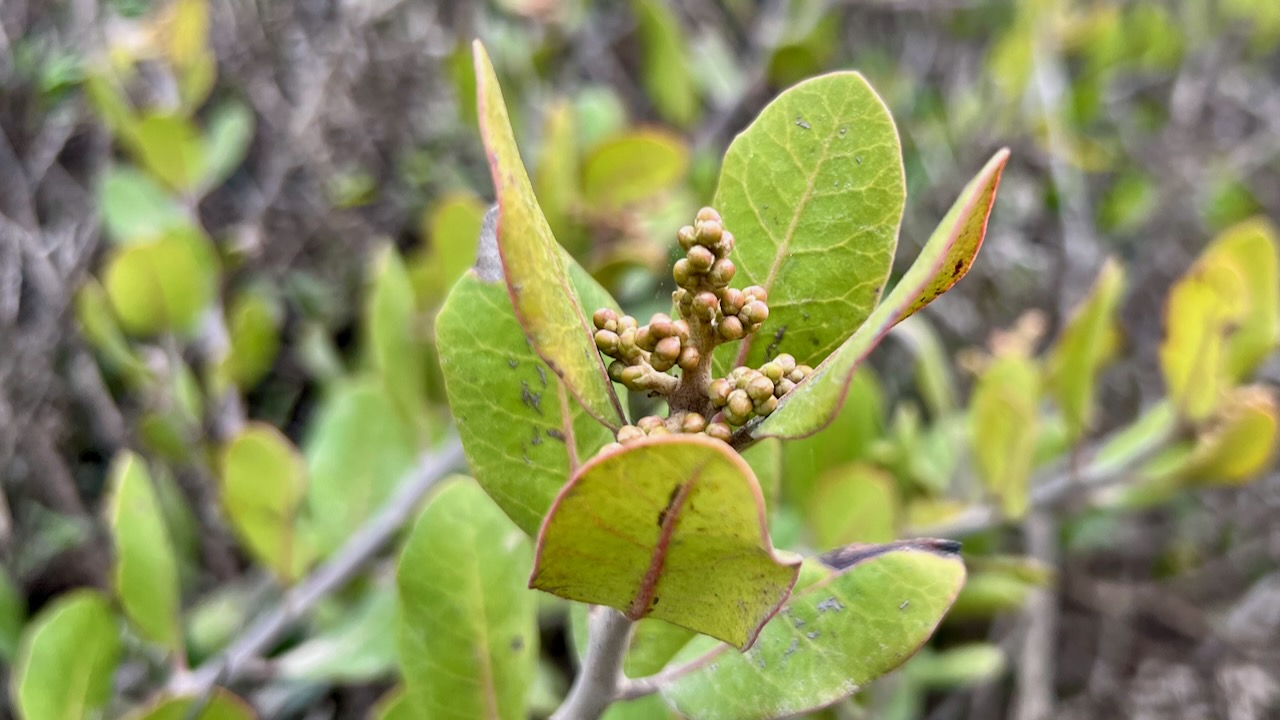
[11,591,121,720]
[1159,250,1246,421]
[121,690,255,720]
[1047,258,1126,439]
[473,41,624,428]
[276,584,396,682]
[201,102,254,191]
[365,245,429,428]
[220,423,309,582]
[659,542,966,719]
[129,114,207,192]
[301,379,419,558]
[970,355,1040,519]
[714,72,905,370]
[581,130,690,209]
[396,478,538,720]
[414,192,487,308]
[807,462,898,548]
[100,166,189,244]
[753,149,1009,440]
[105,452,182,652]
[1180,386,1278,485]
[219,286,281,392]
[103,228,219,336]
[530,435,801,650]
[632,0,699,128]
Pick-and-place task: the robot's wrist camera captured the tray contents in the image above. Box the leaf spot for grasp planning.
[806,631,820,639]
[817,596,845,613]
[795,116,811,130]
[764,325,787,360]
[899,600,910,610]
[521,381,544,415]
[537,365,548,387]
[855,156,863,164]
[546,428,566,442]
[508,358,519,369]
[839,126,847,135]
[783,637,799,658]
[511,635,524,651]
[656,483,682,528]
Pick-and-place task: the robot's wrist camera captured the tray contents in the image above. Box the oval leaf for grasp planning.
[970,356,1040,519]
[396,478,538,720]
[581,130,690,209]
[105,452,182,651]
[1181,385,1278,485]
[715,72,905,370]
[1207,218,1279,380]
[659,541,966,719]
[530,434,801,650]
[1047,258,1126,438]
[807,462,898,548]
[122,690,256,720]
[366,245,429,426]
[11,590,121,720]
[473,41,624,428]
[752,148,1009,440]
[414,192,487,308]
[220,423,309,582]
[100,166,189,244]
[104,228,218,336]
[1159,251,1246,420]
[632,0,699,128]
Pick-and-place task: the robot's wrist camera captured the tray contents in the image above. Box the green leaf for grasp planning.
[301,379,419,558]
[530,435,801,650]
[201,102,253,191]
[1208,219,1280,380]
[660,542,966,719]
[129,114,207,192]
[907,644,1007,689]
[947,572,1034,621]
[396,478,538,720]
[365,245,429,427]
[1047,258,1126,439]
[753,149,1008,440]
[220,423,309,582]
[713,72,905,371]
[569,606,696,680]
[473,41,624,428]
[1180,386,1278,485]
[742,437,782,514]
[0,567,27,663]
[779,368,883,506]
[970,356,1040,519]
[581,130,690,209]
[105,452,182,651]
[220,286,281,391]
[121,690,255,720]
[76,279,148,382]
[535,101,582,254]
[806,462,898,548]
[11,590,121,720]
[100,166,189,244]
[103,228,219,336]
[276,584,396,682]
[371,689,414,720]
[436,272,613,536]
[632,0,699,128]
[414,192,487,308]
[894,316,957,417]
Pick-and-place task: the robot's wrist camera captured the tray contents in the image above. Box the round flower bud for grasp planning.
[696,207,721,224]
[747,375,775,403]
[635,326,656,352]
[599,442,624,455]
[650,353,675,372]
[774,353,796,374]
[618,327,638,357]
[673,259,693,287]
[677,345,701,371]
[593,308,619,332]
[595,329,619,355]
[619,315,639,332]
[727,389,753,419]
[707,378,732,407]
[654,336,682,363]
[696,220,723,246]
[617,425,644,443]
[716,231,735,257]
[790,366,813,383]
[706,422,733,442]
[620,365,645,388]
[743,285,768,304]
[649,425,672,436]
[608,361,626,381]
[671,319,691,343]
[720,288,745,317]
[650,313,674,338]
[754,395,778,416]
[638,415,665,432]
[718,315,744,340]
[677,225,698,250]
[708,258,736,287]
[682,413,707,434]
[760,362,783,382]
[741,301,769,326]
[775,378,796,397]
[728,366,750,383]
[694,291,719,320]
[673,288,691,312]
[687,245,715,272]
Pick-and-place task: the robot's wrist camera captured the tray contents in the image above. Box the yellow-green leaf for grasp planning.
[534,101,582,255]
[970,355,1040,519]
[581,129,689,209]
[1159,250,1246,421]
[632,0,699,128]
[11,590,121,720]
[1180,386,1278,485]
[365,245,429,428]
[105,452,182,651]
[413,192,487,309]
[103,228,218,336]
[220,423,309,582]
[754,149,1008,440]
[1047,258,1126,438]
[473,41,624,427]
[122,690,255,720]
[530,435,801,650]
[1209,218,1280,379]
[220,286,281,392]
[129,114,207,193]
[806,462,898,548]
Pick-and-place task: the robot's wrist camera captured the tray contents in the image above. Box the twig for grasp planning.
[169,436,465,695]
[552,607,635,720]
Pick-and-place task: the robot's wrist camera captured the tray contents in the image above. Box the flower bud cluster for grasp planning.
[599,411,734,454]
[670,208,770,341]
[593,308,697,391]
[706,353,814,426]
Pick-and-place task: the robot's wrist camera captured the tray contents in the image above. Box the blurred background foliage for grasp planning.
[0,0,1278,718]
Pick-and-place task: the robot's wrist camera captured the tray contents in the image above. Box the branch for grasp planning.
[169,436,465,695]
[552,607,635,720]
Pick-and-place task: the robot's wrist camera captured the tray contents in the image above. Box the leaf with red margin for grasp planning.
[530,435,801,650]
[472,41,625,429]
[750,149,1009,441]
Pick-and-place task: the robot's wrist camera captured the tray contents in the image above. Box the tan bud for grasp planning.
[599,442,624,455]
[619,315,639,331]
[677,345,701,371]
[608,361,626,381]
[706,421,733,442]
[743,285,768,303]
[720,288,745,316]
[648,425,672,436]
[682,413,707,434]
[754,395,778,416]
[617,425,644,443]
[620,365,645,388]
[794,364,814,379]
[654,336,682,363]
[649,313,674,338]
[593,307,619,331]
[716,231,735,257]
[775,378,796,397]
[671,319,691,343]
[741,300,769,325]
[677,225,698,250]
[694,291,719,320]
[727,389,753,418]
[687,245,715,272]
[774,353,796,374]
[718,315,744,340]
[638,415,665,432]
[650,353,676,372]
[760,362,783,382]
[594,329,620,355]
[708,258,736,287]
[707,378,732,407]
[695,207,722,223]
[696,220,723,246]
[635,326,656,352]
[747,375,775,403]
[673,258,693,287]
